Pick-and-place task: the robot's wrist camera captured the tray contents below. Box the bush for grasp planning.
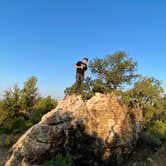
[11,117,27,134]
[143,106,155,125]
[35,96,57,114]
[28,96,57,125]
[0,117,26,134]
[148,120,166,143]
[81,91,94,100]
[4,134,18,147]
[0,94,57,134]
[0,109,8,125]
[24,121,34,129]
[28,109,44,124]
[44,152,75,166]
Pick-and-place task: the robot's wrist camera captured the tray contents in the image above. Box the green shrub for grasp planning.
[0,117,26,134]
[4,134,17,147]
[29,109,43,124]
[44,152,75,166]
[82,91,94,100]
[35,96,57,113]
[147,120,166,147]
[28,97,57,126]
[9,117,26,134]
[0,96,57,134]
[143,106,155,125]
[24,121,34,128]
[148,120,166,145]
[0,109,8,125]
[0,127,9,134]
[145,132,162,147]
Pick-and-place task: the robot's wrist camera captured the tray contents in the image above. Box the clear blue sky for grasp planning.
[0,0,165,99]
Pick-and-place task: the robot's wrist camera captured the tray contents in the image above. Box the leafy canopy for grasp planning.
[89,51,138,89]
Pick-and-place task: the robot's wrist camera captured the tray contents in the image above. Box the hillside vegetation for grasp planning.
[0,76,57,147]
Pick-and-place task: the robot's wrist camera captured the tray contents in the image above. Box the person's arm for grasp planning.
[74,65,82,69]
[74,62,83,69]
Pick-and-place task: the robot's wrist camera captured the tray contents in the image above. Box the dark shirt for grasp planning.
[76,61,87,75]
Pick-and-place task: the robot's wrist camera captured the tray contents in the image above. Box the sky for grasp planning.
[0,0,165,99]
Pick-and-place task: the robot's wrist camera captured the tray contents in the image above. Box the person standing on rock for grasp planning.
[74,57,88,94]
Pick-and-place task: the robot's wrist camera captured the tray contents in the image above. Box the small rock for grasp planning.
[132,163,137,166]
[147,157,154,163]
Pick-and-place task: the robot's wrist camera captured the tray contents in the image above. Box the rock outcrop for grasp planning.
[5,93,143,166]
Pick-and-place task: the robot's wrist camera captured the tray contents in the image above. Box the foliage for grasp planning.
[121,77,166,146]
[1,85,21,119]
[0,76,39,120]
[0,109,8,127]
[0,77,57,139]
[89,51,138,89]
[30,96,57,124]
[20,76,39,111]
[44,152,75,166]
[4,134,18,147]
[132,77,163,107]
[122,77,165,122]
[148,120,166,144]
[91,79,106,93]
[64,84,76,96]
[64,79,95,100]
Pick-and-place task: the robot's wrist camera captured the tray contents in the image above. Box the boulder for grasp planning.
[5,93,143,166]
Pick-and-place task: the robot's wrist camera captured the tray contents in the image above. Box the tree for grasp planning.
[89,51,138,90]
[123,77,165,126]
[20,76,39,111]
[132,77,164,107]
[91,79,106,93]
[0,76,58,135]
[0,76,39,117]
[1,85,21,116]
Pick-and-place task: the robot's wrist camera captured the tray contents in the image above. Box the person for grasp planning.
[74,57,88,93]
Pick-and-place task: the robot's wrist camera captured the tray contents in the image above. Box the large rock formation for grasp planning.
[5,93,143,166]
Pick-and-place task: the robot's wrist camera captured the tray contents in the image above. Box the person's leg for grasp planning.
[80,74,84,93]
[75,73,81,93]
